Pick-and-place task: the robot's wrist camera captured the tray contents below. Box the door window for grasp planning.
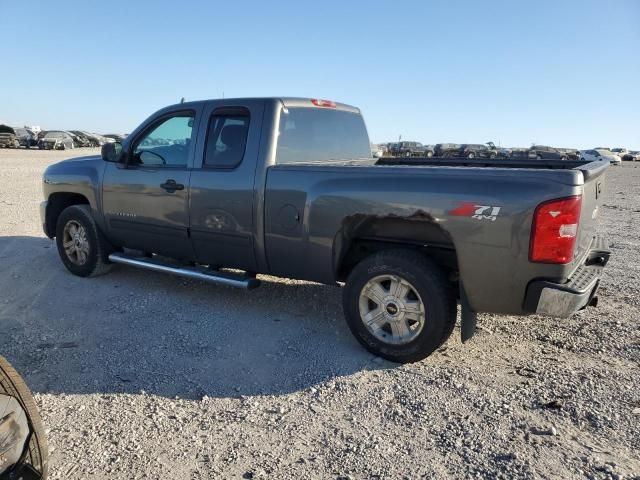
[203,112,250,168]
[133,114,194,167]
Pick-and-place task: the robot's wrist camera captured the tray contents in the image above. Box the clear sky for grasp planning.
[1,0,638,149]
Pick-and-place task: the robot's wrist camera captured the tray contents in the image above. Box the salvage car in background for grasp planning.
[15,128,39,148]
[0,125,19,148]
[434,143,461,157]
[389,141,434,157]
[611,148,640,161]
[579,149,622,165]
[104,133,126,143]
[460,142,499,159]
[556,148,581,160]
[69,131,92,147]
[38,131,75,150]
[529,145,568,160]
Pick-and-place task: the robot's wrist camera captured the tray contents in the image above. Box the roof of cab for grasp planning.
[163,97,361,114]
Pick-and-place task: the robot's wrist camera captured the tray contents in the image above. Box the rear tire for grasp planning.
[0,355,49,479]
[55,205,114,277]
[342,249,456,363]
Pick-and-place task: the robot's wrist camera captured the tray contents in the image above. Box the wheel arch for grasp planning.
[44,192,90,238]
[334,214,459,283]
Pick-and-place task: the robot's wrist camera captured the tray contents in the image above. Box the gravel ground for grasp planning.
[0,148,638,479]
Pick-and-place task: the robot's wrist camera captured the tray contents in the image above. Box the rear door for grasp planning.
[102,108,201,259]
[189,100,265,271]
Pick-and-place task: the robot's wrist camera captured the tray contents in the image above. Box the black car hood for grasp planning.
[0,125,15,135]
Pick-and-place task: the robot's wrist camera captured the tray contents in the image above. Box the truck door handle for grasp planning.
[160,179,184,192]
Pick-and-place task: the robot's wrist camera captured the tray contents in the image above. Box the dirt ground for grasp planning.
[0,147,638,479]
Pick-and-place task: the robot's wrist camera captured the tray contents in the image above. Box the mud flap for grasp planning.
[460,283,477,342]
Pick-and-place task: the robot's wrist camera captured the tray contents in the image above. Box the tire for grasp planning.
[426,151,433,158]
[55,204,114,277]
[536,154,542,160]
[467,152,475,159]
[342,249,456,363]
[0,355,49,479]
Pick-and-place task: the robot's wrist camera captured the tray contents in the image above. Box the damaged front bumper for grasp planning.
[523,236,611,318]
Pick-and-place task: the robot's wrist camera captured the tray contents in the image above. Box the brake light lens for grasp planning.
[311,99,336,108]
[529,196,582,264]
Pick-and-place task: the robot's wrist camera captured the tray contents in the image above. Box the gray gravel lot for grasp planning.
[0,148,638,479]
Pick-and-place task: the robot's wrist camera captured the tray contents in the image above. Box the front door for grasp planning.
[189,100,264,271]
[102,110,198,259]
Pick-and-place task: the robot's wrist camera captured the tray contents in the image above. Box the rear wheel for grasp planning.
[467,152,475,158]
[343,250,456,363]
[0,355,48,479]
[55,205,114,277]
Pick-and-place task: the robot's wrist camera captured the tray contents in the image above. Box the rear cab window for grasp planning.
[276,105,371,164]
[204,109,250,169]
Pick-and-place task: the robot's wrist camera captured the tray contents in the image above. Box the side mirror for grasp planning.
[101,142,123,162]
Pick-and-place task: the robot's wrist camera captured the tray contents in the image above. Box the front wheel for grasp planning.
[343,250,456,363]
[55,205,114,277]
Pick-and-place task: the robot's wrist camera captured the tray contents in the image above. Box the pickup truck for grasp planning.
[40,97,611,363]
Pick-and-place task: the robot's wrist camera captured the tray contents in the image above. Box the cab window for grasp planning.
[203,110,250,168]
[133,114,194,167]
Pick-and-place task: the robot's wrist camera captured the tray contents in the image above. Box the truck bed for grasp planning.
[375,157,607,180]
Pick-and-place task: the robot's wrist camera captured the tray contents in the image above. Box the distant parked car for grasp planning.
[65,131,85,148]
[389,141,433,157]
[579,149,622,165]
[82,132,107,146]
[529,145,568,160]
[556,148,580,160]
[460,142,499,159]
[626,151,640,161]
[611,148,639,161]
[0,125,19,148]
[103,133,126,143]
[68,131,95,147]
[434,143,462,157]
[14,128,38,148]
[38,131,75,150]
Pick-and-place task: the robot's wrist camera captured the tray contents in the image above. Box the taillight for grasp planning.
[529,196,582,264]
[311,99,336,108]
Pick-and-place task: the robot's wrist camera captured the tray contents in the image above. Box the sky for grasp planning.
[1,0,639,149]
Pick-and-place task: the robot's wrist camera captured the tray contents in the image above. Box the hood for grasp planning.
[0,124,15,135]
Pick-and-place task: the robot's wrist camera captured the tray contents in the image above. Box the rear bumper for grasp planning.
[523,236,610,318]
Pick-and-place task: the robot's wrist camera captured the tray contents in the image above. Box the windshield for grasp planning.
[276,107,371,164]
[595,149,613,155]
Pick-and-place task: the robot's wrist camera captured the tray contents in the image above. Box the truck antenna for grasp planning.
[180,97,185,104]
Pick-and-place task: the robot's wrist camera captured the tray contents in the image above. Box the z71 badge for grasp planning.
[449,202,502,221]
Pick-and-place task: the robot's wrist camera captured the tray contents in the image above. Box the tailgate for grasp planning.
[573,163,607,267]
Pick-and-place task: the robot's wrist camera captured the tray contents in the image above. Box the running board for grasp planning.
[108,253,260,290]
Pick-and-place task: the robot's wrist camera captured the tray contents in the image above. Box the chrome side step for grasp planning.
[108,253,260,290]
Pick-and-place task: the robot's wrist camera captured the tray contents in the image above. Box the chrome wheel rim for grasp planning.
[62,220,90,265]
[358,274,426,345]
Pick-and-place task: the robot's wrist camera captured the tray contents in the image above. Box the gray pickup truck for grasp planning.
[40,97,611,362]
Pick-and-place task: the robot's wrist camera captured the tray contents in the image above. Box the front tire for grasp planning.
[55,205,114,277]
[343,249,456,363]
